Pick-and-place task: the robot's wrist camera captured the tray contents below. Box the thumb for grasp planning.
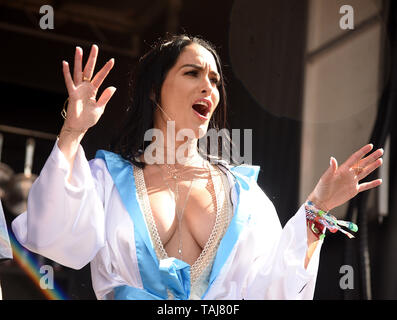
[329,156,338,173]
[322,156,338,180]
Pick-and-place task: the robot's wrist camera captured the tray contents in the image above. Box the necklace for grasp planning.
[157,159,213,260]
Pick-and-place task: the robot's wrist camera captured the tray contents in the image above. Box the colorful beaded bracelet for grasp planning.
[305,201,358,240]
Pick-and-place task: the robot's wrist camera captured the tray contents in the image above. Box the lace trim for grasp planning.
[133,164,233,295]
[190,167,232,284]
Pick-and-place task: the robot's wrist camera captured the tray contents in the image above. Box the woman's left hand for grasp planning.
[307,144,384,211]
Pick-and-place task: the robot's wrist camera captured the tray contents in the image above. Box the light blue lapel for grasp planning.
[95,150,167,298]
[95,150,192,300]
[202,164,260,298]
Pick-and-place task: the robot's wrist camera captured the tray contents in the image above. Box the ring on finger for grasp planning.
[353,166,364,176]
[82,75,91,82]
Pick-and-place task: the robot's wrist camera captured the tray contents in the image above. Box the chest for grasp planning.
[146,178,218,249]
[138,164,230,266]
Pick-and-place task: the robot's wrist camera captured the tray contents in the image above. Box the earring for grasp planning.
[154,101,173,122]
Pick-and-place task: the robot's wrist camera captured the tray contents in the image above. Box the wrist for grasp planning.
[59,125,87,138]
[58,126,87,149]
[306,194,330,212]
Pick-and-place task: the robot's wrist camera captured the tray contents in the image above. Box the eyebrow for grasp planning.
[180,64,220,78]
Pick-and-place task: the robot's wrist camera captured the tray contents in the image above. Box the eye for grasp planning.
[211,77,221,86]
[185,70,198,77]
[184,70,221,86]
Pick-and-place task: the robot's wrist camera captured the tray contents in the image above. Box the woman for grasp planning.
[12,35,383,300]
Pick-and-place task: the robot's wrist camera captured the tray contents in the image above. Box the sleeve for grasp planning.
[0,200,13,261]
[244,194,323,300]
[11,139,110,270]
[230,165,323,300]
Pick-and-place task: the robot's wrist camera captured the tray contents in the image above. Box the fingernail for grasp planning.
[330,157,333,166]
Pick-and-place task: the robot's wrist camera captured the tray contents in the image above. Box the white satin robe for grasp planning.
[11,140,323,300]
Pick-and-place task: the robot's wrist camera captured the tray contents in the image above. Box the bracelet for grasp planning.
[61,97,69,120]
[305,200,358,239]
[306,218,326,240]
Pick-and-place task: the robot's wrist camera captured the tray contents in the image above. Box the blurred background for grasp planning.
[0,0,395,300]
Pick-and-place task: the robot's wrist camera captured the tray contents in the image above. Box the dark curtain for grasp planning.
[340,0,397,300]
[371,0,397,300]
[228,0,308,225]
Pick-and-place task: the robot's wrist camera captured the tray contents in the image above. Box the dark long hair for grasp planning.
[110,34,232,168]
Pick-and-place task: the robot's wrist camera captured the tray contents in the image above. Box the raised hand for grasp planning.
[62,45,116,133]
[307,144,384,212]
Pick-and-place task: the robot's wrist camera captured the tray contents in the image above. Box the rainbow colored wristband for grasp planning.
[305,201,358,239]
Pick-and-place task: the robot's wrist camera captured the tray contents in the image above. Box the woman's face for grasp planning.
[155,43,221,139]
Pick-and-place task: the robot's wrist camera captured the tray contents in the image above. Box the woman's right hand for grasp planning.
[61,45,116,134]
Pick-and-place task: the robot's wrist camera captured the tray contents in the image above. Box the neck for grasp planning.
[145,120,204,168]
[162,135,202,167]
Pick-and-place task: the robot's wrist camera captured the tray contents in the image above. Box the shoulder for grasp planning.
[229,164,261,182]
[217,162,277,220]
[93,149,134,173]
[95,149,130,165]
[87,150,130,184]
[216,160,261,183]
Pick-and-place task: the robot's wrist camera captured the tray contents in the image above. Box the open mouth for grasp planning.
[192,102,210,120]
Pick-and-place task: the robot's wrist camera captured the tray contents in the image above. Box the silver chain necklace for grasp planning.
[157,159,212,259]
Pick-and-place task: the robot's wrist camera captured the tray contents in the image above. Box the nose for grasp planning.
[200,76,213,94]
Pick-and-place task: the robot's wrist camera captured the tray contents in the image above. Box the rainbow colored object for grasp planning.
[7,231,67,300]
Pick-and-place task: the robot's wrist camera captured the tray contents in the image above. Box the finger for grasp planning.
[97,86,117,108]
[83,44,98,81]
[358,179,382,193]
[344,144,374,168]
[357,148,384,168]
[330,156,338,172]
[73,46,83,85]
[62,61,75,93]
[357,158,383,180]
[91,58,115,89]
[322,156,338,181]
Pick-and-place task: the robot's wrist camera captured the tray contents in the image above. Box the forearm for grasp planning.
[305,227,320,269]
[57,125,87,183]
[304,196,325,269]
